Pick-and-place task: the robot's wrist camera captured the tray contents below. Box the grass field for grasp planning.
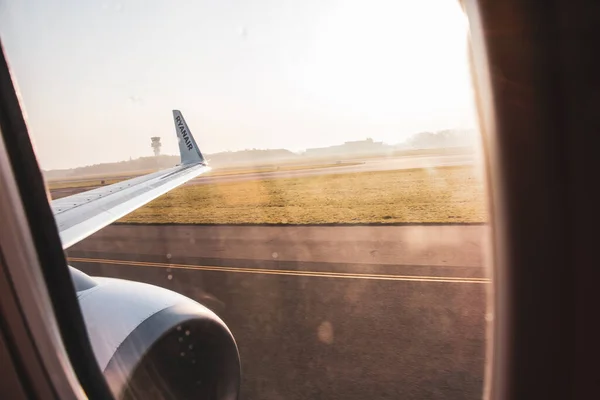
[119,165,486,224]
[48,178,124,189]
[204,161,361,177]
[47,162,362,190]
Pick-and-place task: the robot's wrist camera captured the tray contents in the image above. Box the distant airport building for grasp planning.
[150,136,162,156]
[304,138,388,157]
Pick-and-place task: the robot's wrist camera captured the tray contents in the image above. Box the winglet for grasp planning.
[173,110,206,165]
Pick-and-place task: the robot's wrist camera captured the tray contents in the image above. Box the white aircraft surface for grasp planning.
[50,110,240,399]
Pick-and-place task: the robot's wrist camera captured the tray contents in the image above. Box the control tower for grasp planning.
[150,137,162,157]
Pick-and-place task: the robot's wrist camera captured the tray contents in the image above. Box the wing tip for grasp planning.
[172,109,205,165]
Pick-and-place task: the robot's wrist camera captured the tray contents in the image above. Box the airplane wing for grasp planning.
[51,110,209,249]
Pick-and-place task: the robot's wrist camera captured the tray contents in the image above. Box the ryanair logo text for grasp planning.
[175,115,193,151]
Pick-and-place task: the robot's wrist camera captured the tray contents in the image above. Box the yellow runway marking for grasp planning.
[69,257,490,284]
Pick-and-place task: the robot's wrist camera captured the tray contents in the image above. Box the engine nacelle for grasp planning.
[70,267,240,399]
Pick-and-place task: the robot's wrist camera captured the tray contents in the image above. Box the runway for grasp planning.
[68,257,488,284]
[68,224,489,400]
[49,154,475,201]
[187,154,474,186]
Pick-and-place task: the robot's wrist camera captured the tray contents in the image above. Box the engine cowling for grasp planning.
[70,267,240,399]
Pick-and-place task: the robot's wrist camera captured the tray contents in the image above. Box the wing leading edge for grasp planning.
[51,110,210,249]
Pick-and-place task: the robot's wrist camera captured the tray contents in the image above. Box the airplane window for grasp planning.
[1,1,491,399]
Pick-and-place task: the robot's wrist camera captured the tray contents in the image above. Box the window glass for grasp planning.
[1,1,490,399]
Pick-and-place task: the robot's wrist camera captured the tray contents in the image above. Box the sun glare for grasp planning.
[297,0,473,135]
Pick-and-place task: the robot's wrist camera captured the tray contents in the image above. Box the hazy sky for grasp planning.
[0,0,476,170]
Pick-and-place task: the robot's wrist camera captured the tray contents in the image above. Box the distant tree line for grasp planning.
[43,130,477,180]
[404,129,477,149]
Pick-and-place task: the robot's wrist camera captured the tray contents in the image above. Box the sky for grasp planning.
[0,0,476,170]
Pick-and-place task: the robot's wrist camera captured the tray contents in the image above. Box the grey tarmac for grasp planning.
[68,224,489,400]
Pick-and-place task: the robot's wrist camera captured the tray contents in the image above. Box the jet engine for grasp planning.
[70,268,240,400]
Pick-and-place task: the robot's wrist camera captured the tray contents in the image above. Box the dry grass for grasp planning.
[47,162,361,189]
[46,169,157,183]
[47,178,125,189]
[120,165,487,224]
[204,162,361,177]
